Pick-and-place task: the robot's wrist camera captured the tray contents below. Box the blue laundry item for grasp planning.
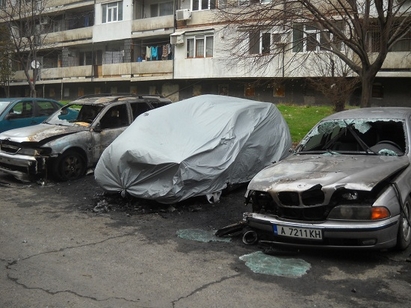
[151,46,158,60]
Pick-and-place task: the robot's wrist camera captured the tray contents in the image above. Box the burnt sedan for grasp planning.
[243,107,411,250]
[0,94,171,182]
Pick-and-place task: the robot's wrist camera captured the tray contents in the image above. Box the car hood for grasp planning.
[248,154,410,192]
[0,123,86,143]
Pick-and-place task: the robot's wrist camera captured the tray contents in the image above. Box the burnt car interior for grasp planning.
[300,120,406,155]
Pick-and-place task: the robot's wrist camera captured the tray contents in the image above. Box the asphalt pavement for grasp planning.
[1,173,411,308]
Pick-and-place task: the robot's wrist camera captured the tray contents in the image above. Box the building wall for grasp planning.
[2,1,411,107]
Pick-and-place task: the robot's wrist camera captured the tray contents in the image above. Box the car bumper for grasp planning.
[0,152,44,181]
[243,212,400,250]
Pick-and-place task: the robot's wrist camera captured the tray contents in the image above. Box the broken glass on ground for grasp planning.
[176,229,231,243]
[239,251,311,278]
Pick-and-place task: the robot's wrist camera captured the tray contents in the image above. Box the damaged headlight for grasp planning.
[17,147,51,156]
[328,206,390,220]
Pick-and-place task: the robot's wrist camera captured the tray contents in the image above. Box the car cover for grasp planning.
[94,94,291,204]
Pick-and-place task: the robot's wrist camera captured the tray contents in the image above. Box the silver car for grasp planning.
[243,107,411,250]
[0,94,171,182]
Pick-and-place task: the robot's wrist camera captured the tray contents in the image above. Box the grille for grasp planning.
[250,186,330,221]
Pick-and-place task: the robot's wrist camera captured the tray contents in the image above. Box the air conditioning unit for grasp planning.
[176,9,191,21]
[170,34,184,45]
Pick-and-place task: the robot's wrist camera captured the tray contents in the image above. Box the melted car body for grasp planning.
[244,107,411,250]
[0,95,171,182]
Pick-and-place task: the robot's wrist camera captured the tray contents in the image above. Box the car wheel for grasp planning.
[52,150,86,181]
[396,196,411,250]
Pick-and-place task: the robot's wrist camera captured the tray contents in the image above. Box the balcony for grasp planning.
[102,61,173,81]
[44,0,94,12]
[131,16,175,38]
[42,27,93,47]
[11,61,173,84]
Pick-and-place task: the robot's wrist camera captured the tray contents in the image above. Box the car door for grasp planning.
[130,101,152,121]
[1,99,35,132]
[90,104,131,163]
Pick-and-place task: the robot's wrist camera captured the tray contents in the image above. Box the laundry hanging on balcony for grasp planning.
[144,44,171,61]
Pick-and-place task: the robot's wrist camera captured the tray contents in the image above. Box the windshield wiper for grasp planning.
[343,121,377,155]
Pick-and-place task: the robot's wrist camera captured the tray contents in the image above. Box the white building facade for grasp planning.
[1,0,411,106]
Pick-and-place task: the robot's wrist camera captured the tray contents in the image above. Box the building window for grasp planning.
[390,32,411,51]
[187,34,214,58]
[367,29,380,52]
[390,29,411,51]
[102,2,123,23]
[292,23,339,52]
[218,0,227,8]
[192,0,216,11]
[238,0,259,5]
[150,1,173,17]
[249,30,276,54]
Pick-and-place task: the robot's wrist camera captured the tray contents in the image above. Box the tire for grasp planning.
[396,196,411,250]
[52,150,86,181]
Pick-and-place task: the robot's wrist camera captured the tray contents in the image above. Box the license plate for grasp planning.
[273,225,323,240]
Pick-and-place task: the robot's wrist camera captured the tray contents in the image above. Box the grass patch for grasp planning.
[277,104,335,144]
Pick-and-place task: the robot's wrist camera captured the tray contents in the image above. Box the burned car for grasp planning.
[94,94,292,204]
[243,107,411,250]
[0,94,171,182]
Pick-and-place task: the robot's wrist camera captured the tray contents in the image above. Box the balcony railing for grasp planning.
[43,27,93,45]
[11,61,173,83]
[132,15,174,37]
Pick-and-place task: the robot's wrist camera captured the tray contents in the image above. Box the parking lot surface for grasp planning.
[1,172,411,308]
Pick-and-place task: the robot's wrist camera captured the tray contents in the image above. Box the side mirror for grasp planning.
[93,122,102,132]
[5,113,17,120]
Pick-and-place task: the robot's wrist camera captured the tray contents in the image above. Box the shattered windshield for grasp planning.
[45,104,103,127]
[0,101,11,115]
[297,118,406,156]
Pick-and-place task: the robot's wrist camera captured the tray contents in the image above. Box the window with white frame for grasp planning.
[192,0,216,11]
[238,0,259,6]
[102,1,123,23]
[293,23,341,52]
[249,30,277,55]
[150,1,173,17]
[187,33,214,58]
[218,0,227,8]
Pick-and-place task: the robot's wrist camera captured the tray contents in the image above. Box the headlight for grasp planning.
[16,147,37,155]
[328,206,390,220]
[17,147,52,156]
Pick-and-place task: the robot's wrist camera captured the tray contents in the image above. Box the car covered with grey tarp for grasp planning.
[95,94,292,204]
[243,107,411,250]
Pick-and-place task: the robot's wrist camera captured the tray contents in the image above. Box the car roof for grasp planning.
[0,97,59,102]
[68,94,172,106]
[323,107,411,121]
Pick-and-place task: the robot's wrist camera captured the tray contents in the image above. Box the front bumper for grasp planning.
[0,152,46,181]
[244,212,400,250]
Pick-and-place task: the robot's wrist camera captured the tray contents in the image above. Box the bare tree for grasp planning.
[0,0,51,97]
[218,0,411,107]
[0,23,14,97]
[306,53,360,111]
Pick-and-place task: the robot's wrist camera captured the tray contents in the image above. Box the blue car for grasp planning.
[0,97,62,133]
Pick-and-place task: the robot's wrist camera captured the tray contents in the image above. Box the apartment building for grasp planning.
[2,0,411,106]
